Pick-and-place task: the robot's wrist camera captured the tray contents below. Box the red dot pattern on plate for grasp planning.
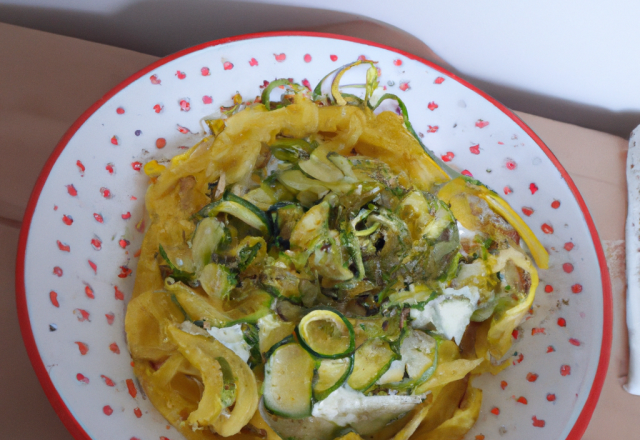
[103,405,113,416]
[470,144,480,155]
[274,53,286,62]
[67,184,78,196]
[475,120,490,128]
[560,365,571,376]
[461,170,473,177]
[177,125,191,134]
[547,345,556,353]
[122,211,131,220]
[57,241,71,252]
[176,71,186,79]
[569,338,581,346]
[551,200,561,209]
[50,291,60,307]
[134,408,142,418]
[76,373,90,384]
[304,54,312,63]
[88,260,97,274]
[75,342,89,355]
[393,59,402,66]
[544,284,553,293]
[564,242,574,251]
[114,286,125,300]
[91,237,102,250]
[330,54,338,61]
[522,207,534,216]
[53,266,63,277]
[441,152,454,162]
[516,396,528,405]
[106,164,115,174]
[427,101,438,111]
[116,107,125,115]
[541,223,554,234]
[505,159,517,170]
[94,213,104,223]
[532,416,546,427]
[571,284,583,294]
[85,284,95,299]
[434,76,445,84]
[249,58,258,66]
[100,187,112,198]
[156,138,167,149]
[531,328,545,335]
[503,186,513,195]
[490,407,500,415]
[110,136,118,145]
[399,82,410,91]
[302,79,311,89]
[106,313,115,325]
[126,378,138,398]
[529,183,539,194]
[73,308,90,322]
[427,125,439,133]
[119,239,130,248]
[557,317,566,327]
[203,95,213,104]
[547,393,556,401]
[101,375,115,387]
[150,74,161,84]
[109,343,120,354]
[201,67,210,76]
[179,99,190,112]
[118,266,132,278]
[153,104,163,113]
[62,215,73,225]
[131,161,142,171]
[563,263,574,273]
[500,381,508,390]
[76,160,85,175]
[526,372,538,382]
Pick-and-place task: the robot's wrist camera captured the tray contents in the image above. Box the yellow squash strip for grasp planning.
[486,248,539,359]
[417,381,483,440]
[134,360,220,440]
[391,396,434,440]
[168,326,260,437]
[124,290,184,360]
[438,177,549,269]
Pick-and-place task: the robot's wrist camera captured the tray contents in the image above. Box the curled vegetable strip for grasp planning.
[168,326,259,436]
[486,247,540,359]
[331,60,376,106]
[438,177,549,269]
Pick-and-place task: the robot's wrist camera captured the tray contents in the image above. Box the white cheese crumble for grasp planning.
[207,324,251,363]
[312,384,423,434]
[410,285,480,343]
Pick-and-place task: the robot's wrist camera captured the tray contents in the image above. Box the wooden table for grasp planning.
[0,21,634,440]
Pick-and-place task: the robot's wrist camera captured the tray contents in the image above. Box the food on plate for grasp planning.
[125,60,548,440]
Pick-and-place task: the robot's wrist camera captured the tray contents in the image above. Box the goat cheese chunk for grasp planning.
[312,384,423,435]
[410,285,480,343]
[207,324,251,363]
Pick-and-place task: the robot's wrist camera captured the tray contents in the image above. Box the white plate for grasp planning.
[16,32,612,440]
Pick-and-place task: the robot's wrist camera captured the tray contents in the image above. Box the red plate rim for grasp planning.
[15,30,612,440]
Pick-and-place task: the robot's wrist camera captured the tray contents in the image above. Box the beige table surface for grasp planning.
[0,21,635,439]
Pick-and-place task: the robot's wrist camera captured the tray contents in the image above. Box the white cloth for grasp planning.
[625,125,640,395]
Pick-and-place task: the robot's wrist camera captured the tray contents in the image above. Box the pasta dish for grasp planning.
[125,60,548,440]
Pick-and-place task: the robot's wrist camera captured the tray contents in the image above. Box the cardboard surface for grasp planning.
[1,20,635,440]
